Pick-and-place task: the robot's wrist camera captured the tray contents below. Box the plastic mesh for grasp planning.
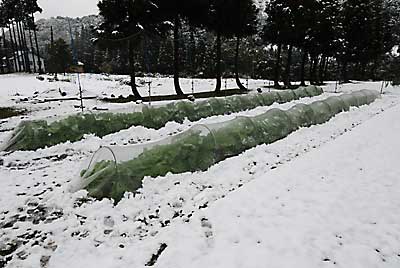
[309,101,334,124]
[82,125,216,200]
[324,96,347,114]
[208,116,264,161]
[304,85,324,97]
[285,104,316,128]
[2,86,322,152]
[76,90,380,202]
[277,90,297,103]
[293,87,310,99]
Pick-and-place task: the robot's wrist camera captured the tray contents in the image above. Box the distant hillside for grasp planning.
[35,15,102,53]
[32,3,268,53]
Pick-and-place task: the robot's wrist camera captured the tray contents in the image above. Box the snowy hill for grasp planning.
[34,15,102,53]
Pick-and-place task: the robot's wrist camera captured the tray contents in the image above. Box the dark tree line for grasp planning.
[93,0,400,98]
[1,0,400,98]
[0,0,43,74]
[95,0,261,98]
[46,26,73,78]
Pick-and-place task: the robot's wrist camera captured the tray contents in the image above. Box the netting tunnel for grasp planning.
[2,86,323,152]
[76,89,380,202]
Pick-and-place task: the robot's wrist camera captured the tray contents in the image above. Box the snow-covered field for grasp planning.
[0,74,399,268]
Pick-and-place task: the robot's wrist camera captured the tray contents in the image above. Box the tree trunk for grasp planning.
[235,36,246,91]
[2,28,11,72]
[323,58,330,82]
[32,13,43,74]
[0,29,5,73]
[341,60,349,83]
[16,22,28,72]
[128,40,142,99]
[300,50,307,86]
[189,26,196,75]
[0,37,4,73]
[284,44,293,88]
[309,57,314,84]
[20,22,31,73]
[318,56,325,84]
[28,28,37,73]
[12,24,23,72]
[13,25,25,72]
[370,59,379,81]
[360,62,367,80]
[274,43,282,88]
[309,56,319,85]
[173,15,184,96]
[8,25,18,72]
[16,22,27,72]
[313,57,319,85]
[215,30,222,92]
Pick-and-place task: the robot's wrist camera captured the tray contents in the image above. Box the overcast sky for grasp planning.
[37,0,99,19]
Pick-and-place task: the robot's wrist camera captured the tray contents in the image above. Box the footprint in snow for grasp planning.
[201,217,214,247]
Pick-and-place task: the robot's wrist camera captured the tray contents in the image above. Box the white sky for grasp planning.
[36,0,99,19]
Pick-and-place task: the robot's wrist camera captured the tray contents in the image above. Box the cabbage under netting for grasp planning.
[75,90,380,202]
[2,86,323,152]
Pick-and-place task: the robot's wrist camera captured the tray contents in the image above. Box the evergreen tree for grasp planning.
[47,38,73,76]
[231,0,258,90]
[25,0,44,73]
[0,0,42,73]
[0,9,7,73]
[206,0,228,91]
[262,0,294,87]
[157,0,210,95]
[97,0,166,99]
[338,0,392,81]
[306,0,341,84]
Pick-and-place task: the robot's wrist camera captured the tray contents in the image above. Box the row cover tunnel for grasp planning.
[2,86,323,152]
[76,89,380,202]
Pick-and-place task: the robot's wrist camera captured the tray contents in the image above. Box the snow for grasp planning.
[391,45,399,57]
[0,73,399,268]
[155,96,400,268]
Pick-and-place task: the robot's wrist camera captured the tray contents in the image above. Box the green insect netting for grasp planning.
[2,86,324,152]
[74,90,380,202]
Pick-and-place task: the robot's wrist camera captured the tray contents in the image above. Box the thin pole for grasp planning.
[77,73,84,112]
[335,61,340,93]
[335,80,338,93]
[68,19,84,112]
[148,81,152,106]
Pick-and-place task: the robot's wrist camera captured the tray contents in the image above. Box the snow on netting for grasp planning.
[73,125,216,199]
[73,90,380,202]
[1,86,323,152]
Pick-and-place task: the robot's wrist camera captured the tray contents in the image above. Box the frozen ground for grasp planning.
[155,93,400,268]
[0,74,399,268]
